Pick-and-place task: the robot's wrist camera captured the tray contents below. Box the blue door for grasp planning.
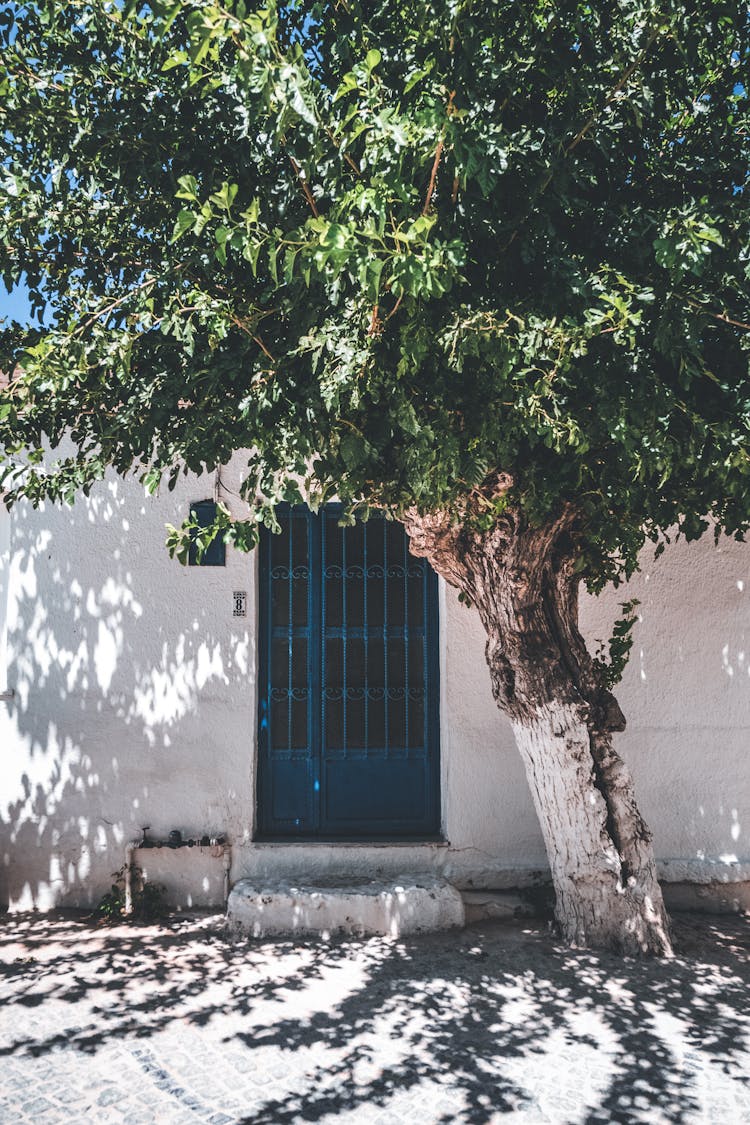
[257,505,440,839]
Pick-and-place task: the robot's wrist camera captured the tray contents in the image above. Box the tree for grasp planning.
[1,0,749,954]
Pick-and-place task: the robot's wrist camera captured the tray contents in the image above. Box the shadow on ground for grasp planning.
[1,912,749,1124]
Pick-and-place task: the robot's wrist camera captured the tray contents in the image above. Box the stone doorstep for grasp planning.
[226,877,750,938]
[226,875,465,938]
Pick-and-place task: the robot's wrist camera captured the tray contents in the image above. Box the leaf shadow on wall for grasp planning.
[0,474,254,911]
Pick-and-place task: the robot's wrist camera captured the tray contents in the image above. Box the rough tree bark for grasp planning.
[403,484,673,956]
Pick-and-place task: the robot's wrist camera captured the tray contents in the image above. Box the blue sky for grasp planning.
[0,282,38,327]
[0,282,33,326]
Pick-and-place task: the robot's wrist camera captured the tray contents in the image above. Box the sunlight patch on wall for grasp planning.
[132,637,229,729]
[721,642,750,681]
[234,637,250,676]
[94,619,120,693]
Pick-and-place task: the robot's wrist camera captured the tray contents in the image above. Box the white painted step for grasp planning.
[227,874,465,938]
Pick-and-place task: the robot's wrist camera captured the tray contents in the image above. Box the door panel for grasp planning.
[257,505,440,839]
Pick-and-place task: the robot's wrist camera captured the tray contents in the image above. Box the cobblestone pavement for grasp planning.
[1,911,749,1124]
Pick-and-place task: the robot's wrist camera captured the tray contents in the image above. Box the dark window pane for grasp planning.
[407,572,425,628]
[407,642,424,687]
[325,637,367,689]
[291,514,308,563]
[292,517,310,628]
[270,696,309,751]
[271,576,289,624]
[365,576,383,630]
[271,636,308,690]
[324,516,343,559]
[389,698,406,752]
[368,695,386,750]
[346,578,365,630]
[271,576,309,631]
[325,697,344,750]
[346,696,367,750]
[366,637,384,687]
[346,638,366,687]
[325,637,343,687]
[325,576,343,629]
[363,517,385,630]
[270,514,310,629]
[408,694,425,748]
[388,639,406,688]
[386,574,405,628]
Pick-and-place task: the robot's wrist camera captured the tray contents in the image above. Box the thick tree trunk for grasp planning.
[404,496,673,956]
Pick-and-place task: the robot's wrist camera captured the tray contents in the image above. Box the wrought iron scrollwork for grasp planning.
[323,563,424,579]
[270,565,310,580]
[270,688,310,702]
[323,686,425,702]
[387,564,424,579]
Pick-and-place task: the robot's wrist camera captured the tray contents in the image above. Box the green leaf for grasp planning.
[215,225,229,264]
[142,468,162,494]
[242,198,260,227]
[171,208,196,242]
[365,48,382,72]
[161,49,188,72]
[242,238,263,276]
[209,182,239,212]
[366,257,385,300]
[176,175,199,202]
[283,245,299,284]
[340,431,364,468]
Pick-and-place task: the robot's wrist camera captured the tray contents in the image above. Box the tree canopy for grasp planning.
[1,0,749,588]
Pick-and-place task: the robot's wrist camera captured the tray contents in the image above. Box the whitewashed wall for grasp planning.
[1,460,748,912]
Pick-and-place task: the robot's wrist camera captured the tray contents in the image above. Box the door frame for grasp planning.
[255,504,441,841]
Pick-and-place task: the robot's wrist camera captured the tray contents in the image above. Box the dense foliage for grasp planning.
[1,0,749,587]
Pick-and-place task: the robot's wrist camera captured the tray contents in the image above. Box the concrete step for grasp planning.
[227,874,465,938]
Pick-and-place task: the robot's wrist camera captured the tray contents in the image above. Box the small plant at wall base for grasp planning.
[2,1,749,955]
[92,865,167,925]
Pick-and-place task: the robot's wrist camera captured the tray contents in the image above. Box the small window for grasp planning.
[188,500,226,567]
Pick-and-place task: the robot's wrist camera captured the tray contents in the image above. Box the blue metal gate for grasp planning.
[257,505,440,839]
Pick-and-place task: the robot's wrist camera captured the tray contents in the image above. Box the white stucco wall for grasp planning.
[0,501,9,694]
[1,462,748,911]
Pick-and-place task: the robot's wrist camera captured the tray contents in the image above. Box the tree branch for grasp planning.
[288,156,319,218]
[686,299,750,333]
[229,313,276,361]
[74,275,159,336]
[385,292,404,321]
[565,26,663,155]
[422,91,455,215]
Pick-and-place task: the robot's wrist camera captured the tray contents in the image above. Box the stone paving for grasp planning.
[1,910,749,1124]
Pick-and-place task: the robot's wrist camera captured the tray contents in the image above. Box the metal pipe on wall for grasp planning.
[123,836,232,915]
